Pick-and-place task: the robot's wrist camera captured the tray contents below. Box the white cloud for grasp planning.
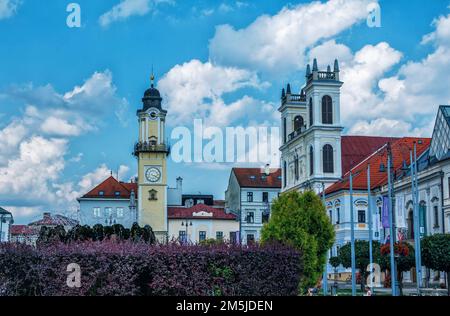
[157,59,271,126]
[0,0,20,20]
[99,0,174,27]
[342,14,450,136]
[209,0,375,75]
[40,116,83,136]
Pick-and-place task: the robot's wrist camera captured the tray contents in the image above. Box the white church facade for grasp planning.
[279,58,450,286]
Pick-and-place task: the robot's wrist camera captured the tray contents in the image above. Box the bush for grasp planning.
[0,241,302,296]
[37,223,156,246]
[261,190,334,293]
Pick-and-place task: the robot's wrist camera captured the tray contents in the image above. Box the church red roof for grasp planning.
[168,204,236,220]
[341,136,399,175]
[28,213,79,227]
[80,176,137,199]
[232,168,281,188]
[326,137,431,195]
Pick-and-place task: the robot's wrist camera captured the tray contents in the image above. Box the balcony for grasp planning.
[133,141,170,156]
[307,71,338,84]
[288,125,307,141]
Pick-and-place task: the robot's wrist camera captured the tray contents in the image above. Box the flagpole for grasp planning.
[368,164,373,290]
[322,182,328,296]
[387,153,397,296]
[350,171,356,296]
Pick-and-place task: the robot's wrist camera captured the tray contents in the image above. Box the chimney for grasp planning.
[264,164,270,176]
[176,177,183,190]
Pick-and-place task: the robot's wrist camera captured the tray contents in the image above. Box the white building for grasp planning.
[168,203,239,243]
[225,166,281,244]
[279,58,450,286]
[0,207,14,242]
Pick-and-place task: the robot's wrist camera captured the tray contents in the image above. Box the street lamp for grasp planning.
[181,220,192,244]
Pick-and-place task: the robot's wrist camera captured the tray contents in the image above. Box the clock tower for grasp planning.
[134,74,169,242]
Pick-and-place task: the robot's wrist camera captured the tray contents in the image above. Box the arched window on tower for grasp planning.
[294,116,304,132]
[322,95,333,124]
[283,117,287,143]
[309,146,314,176]
[309,98,313,127]
[323,144,334,173]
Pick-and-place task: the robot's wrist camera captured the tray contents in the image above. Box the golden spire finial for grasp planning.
[150,65,155,87]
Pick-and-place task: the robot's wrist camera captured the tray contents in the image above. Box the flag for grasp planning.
[396,196,406,228]
[382,196,390,228]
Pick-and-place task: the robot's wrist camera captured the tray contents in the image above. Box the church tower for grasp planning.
[134,74,169,241]
[279,58,343,193]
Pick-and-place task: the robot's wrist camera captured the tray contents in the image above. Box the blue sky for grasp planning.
[0,0,449,223]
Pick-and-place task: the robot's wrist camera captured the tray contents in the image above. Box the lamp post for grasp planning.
[181,220,192,243]
[367,164,374,292]
[412,142,423,292]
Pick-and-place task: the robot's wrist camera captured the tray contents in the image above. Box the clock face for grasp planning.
[145,167,161,183]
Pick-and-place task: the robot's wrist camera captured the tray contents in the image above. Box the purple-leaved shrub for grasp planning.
[0,241,302,296]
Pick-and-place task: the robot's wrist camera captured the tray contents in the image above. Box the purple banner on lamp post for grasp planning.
[382,196,390,228]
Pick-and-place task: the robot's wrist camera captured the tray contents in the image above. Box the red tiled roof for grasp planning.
[326,137,431,195]
[233,168,281,188]
[341,136,399,175]
[168,204,236,220]
[10,225,38,236]
[29,213,79,227]
[81,176,137,199]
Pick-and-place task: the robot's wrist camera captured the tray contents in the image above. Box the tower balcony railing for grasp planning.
[282,93,306,104]
[307,71,337,84]
[133,141,170,156]
[288,125,307,141]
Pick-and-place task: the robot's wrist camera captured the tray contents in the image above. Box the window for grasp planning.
[309,97,313,127]
[247,192,253,202]
[93,207,101,218]
[230,232,238,244]
[329,210,332,222]
[262,192,269,203]
[105,207,113,217]
[294,156,299,180]
[336,208,340,224]
[322,95,333,124]
[179,230,186,242]
[246,211,255,223]
[216,231,223,241]
[283,117,287,143]
[283,161,287,187]
[358,210,366,223]
[448,177,450,198]
[114,191,120,197]
[262,212,270,223]
[294,116,304,131]
[149,189,157,200]
[323,144,334,173]
[98,191,104,196]
[199,231,206,241]
[247,234,255,244]
[434,205,439,228]
[309,146,314,176]
[116,207,124,218]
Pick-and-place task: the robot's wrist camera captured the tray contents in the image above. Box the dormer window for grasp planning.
[249,175,256,180]
[99,191,104,196]
[114,191,120,197]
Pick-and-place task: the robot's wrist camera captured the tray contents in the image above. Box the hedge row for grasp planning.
[0,241,302,296]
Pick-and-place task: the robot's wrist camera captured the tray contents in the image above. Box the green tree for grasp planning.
[329,256,341,269]
[338,240,382,292]
[261,190,335,293]
[421,234,450,296]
